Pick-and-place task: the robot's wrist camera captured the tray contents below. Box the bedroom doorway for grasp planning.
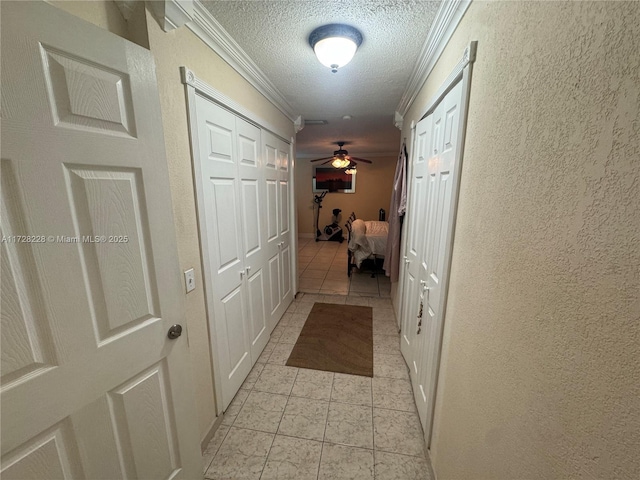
[297,238,391,298]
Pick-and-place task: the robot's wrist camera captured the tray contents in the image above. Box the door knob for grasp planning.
[167,324,183,339]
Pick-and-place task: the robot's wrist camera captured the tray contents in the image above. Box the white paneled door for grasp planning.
[417,80,464,440]
[263,131,293,331]
[400,116,431,367]
[193,99,268,410]
[1,2,201,478]
[401,79,465,443]
[278,145,293,314]
[236,118,270,364]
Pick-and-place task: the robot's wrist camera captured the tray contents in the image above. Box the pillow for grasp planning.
[348,219,371,255]
[351,218,367,238]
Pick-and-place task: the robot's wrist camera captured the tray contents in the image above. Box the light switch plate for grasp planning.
[184,268,195,293]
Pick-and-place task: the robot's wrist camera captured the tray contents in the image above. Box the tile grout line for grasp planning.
[202,423,230,476]
[206,272,429,478]
[371,303,377,479]
[257,426,277,480]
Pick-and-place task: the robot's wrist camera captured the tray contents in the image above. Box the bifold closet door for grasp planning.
[235,119,269,363]
[194,97,268,409]
[401,116,431,370]
[263,131,293,331]
[277,144,293,319]
[416,79,464,440]
[400,79,465,439]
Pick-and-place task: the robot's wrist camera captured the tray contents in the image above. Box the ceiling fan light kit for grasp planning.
[310,142,372,173]
[331,157,351,169]
[309,24,363,73]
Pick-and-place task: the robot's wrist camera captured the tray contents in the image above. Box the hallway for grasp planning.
[202,294,431,479]
[298,237,392,297]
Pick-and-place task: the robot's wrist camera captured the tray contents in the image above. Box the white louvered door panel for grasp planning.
[0,2,201,478]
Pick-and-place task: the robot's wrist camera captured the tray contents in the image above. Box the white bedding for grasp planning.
[348,219,389,268]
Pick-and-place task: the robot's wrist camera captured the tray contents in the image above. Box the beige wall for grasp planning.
[296,156,397,235]
[49,0,130,39]
[402,1,640,478]
[49,0,295,443]
[145,6,294,441]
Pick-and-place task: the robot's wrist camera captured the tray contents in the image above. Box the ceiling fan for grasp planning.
[309,142,373,170]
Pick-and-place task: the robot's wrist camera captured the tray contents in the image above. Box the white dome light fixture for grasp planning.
[309,24,363,73]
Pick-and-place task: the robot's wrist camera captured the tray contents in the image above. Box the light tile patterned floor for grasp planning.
[297,237,391,297]
[202,295,433,480]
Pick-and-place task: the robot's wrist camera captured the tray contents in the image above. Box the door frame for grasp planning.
[398,42,477,447]
[180,67,296,415]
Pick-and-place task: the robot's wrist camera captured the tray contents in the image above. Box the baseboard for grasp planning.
[200,414,224,453]
[298,232,314,239]
[427,448,437,480]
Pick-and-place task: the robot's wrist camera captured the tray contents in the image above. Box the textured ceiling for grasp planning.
[202,0,441,159]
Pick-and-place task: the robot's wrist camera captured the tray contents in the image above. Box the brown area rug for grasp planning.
[286,302,373,377]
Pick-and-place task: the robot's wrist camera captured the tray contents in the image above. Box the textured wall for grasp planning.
[402,1,640,478]
[296,156,398,235]
[48,0,131,41]
[145,8,294,440]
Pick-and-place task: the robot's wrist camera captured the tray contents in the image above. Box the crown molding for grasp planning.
[181,67,291,142]
[148,0,194,32]
[416,41,476,121]
[396,0,472,117]
[393,111,404,130]
[185,0,298,122]
[114,0,138,21]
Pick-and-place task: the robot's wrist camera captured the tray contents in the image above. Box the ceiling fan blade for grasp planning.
[320,159,334,165]
[349,156,373,164]
[309,156,333,163]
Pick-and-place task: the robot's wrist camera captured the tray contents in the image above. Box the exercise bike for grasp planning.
[313,192,344,243]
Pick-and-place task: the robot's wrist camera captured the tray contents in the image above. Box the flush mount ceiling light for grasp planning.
[309,24,363,73]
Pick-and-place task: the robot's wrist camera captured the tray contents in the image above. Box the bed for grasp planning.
[344,212,389,277]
